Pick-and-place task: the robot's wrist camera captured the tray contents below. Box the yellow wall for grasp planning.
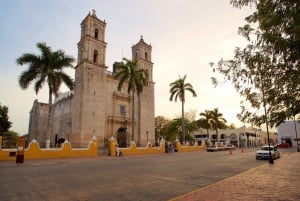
[175,140,206,152]
[109,138,164,156]
[0,138,98,161]
[109,138,206,156]
[1,137,207,161]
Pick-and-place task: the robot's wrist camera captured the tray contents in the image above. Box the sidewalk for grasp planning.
[170,152,300,201]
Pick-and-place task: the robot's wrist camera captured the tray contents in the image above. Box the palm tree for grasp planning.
[199,110,212,140]
[0,103,12,135]
[17,42,74,147]
[169,75,197,144]
[114,58,148,143]
[210,108,227,144]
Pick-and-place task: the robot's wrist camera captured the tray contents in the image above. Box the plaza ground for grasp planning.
[0,148,299,201]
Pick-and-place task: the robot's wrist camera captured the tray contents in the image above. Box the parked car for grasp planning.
[224,144,236,150]
[256,145,280,160]
[217,145,225,151]
[276,143,290,148]
[206,145,219,152]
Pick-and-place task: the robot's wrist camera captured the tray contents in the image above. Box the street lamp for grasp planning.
[67,122,71,141]
[293,116,300,152]
[146,131,149,143]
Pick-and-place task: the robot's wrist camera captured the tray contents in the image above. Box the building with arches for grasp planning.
[28,10,155,148]
[192,126,277,148]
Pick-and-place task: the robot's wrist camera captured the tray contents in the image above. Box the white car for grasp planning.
[256,145,280,160]
[206,145,219,152]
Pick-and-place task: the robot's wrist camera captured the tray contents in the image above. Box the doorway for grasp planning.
[117,128,127,148]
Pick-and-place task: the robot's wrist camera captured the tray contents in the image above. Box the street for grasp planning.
[0,148,294,201]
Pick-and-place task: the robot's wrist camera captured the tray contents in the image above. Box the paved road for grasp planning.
[171,149,300,201]
[0,148,294,201]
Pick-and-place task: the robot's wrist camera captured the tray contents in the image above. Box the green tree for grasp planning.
[226,0,300,126]
[209,108,227,144]
[164,118,181,142]
[114,58,148,143]
[2,131,18,148]
[211,0,300,132]
[17,42,74,147]
[169,75,197,143]
[0,103,12,135]
[199,110,212,140]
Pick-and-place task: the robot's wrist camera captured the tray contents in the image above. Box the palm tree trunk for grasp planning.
[181,100,185,144]
[216,128,218,144]
[138,95,141,146]
[46,90,53,148]
[131,91,135,142]
[206,128,209,141]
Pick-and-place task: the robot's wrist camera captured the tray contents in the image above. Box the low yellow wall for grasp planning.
[109,137,164,156]
[108,137,206,156]
[175,140,206,152]
[0,138,98,161]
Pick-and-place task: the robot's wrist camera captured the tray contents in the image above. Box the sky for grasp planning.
[0,0,254,135]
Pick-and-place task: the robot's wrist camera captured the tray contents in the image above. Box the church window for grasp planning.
[95,29,98,39]
[135,52,138,60]
[93,50,98,63]
[145,52,148,60]
[120,105,126,116]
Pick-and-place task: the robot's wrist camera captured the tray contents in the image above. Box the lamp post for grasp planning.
[293,116,300,152]
[67,122,71,142]
[146,131,149,143]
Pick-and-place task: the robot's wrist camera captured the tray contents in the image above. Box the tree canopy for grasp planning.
[0,103,12,135]
[17,42,74,146]
[211,0,300,127]
[114,58,148,96]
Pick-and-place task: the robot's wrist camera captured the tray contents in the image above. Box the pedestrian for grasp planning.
[165,142,168,154]
[116,144,121,156]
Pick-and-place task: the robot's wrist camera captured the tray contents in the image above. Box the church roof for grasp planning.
[80,10,106,25]
[132,35,152,48]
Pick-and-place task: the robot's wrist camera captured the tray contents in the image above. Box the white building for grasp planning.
[192,126,263,148]
[277,120,300,148]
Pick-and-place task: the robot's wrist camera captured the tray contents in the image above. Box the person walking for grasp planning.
[165,142,169,154]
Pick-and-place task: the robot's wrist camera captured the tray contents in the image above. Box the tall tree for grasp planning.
[169,75,197,143]
[0,103,12,135]
[211,0,300,128]
[230,0,300,125]
[114,58,148,142]
[199,110,212,140]
[17,42,74,147]
[210,108,227,144]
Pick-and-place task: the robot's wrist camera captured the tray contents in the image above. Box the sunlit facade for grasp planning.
[192,126,277,148]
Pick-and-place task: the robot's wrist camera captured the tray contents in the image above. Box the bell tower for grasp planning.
[71,10,107,147]
[77,9,106,65]
[131,36,155,145]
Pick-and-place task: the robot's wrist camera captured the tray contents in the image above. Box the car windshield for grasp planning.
[260,146,274,151]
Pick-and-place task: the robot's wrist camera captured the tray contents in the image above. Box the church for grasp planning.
[28,10,155,148]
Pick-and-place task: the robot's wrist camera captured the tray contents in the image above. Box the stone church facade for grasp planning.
[28,11,155,148]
